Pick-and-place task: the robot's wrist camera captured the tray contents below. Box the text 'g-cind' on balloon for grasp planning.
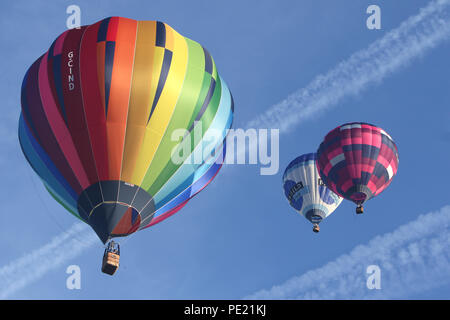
[19,17,234,245]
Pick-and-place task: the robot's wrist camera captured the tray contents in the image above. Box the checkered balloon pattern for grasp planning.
[316,123,399,206]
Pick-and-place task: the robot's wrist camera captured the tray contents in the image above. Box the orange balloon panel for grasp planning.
[19,17,234,243]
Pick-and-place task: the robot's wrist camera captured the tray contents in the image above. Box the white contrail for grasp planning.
[246,0,450,132]
[4,0,450,299]
[246,205,450,299]
[0,223,97,299]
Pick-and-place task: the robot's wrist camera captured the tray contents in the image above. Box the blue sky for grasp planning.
[0,0,449,299]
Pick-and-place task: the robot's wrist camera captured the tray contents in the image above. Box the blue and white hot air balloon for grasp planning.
[282,153,343,233]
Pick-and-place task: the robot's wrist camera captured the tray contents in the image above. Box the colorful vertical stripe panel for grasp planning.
[19,17,234,243]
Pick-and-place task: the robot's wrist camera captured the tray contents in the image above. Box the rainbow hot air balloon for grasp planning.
[316,122,399,214]
[19,17,233,274]
[282,153,343,233]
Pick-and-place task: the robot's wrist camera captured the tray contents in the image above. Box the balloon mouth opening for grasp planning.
[350,192,367,204]
[88,203,142,244]
[76,180,155,243]
[305,209,325,225]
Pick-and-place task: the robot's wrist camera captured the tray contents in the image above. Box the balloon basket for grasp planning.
[102,241,120,276]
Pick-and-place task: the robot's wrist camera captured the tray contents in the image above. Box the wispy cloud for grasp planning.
[243,1,450,298]
[247,0,450,132]
[246,205,450,299]
[0,223,97,299]
[3,0,450,299]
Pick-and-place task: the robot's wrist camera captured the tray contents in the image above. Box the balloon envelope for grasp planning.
[316,122,398,206]
[19,17,233,243]
[282,153,343,225]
